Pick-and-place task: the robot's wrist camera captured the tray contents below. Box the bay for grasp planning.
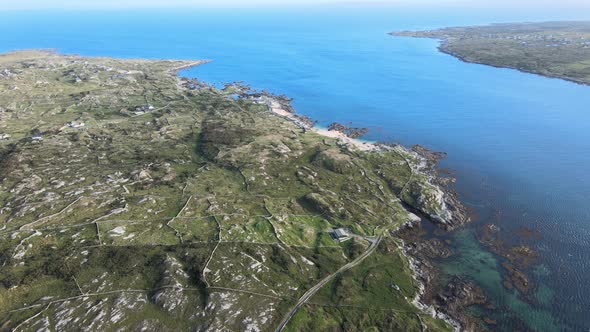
[1,6,589,330]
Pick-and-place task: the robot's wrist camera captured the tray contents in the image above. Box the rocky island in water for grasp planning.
[0,50,473,331]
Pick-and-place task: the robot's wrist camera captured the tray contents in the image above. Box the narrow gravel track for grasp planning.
[275,236,382,332]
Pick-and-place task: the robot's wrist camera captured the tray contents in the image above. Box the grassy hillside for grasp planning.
[0,50,457,331]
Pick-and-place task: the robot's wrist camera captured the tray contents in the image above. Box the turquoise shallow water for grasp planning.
[1,6,590,330]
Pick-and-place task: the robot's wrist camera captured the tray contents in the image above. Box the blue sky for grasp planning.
[2,0,590,10]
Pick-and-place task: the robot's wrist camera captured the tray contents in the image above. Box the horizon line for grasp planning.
[2,1,590,12]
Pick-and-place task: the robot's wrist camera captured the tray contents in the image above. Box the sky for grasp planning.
[2,0,590,10]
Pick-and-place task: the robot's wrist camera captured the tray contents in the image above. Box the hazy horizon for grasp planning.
[2,0,590,11]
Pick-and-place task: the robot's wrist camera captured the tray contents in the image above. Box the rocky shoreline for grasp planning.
[390,26,590,87]
[395,222,488,332]
[239,83,477,330]
[181,76,480,331]
[0,49,549,331]
[477,221,540,302]
[409,145,470,230]
[392,149,486,332]
[251,90,486,331]
[326,122,368,139]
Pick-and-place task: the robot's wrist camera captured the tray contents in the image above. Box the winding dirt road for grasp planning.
[274,236,382,332]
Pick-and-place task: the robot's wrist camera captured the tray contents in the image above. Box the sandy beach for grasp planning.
[268,99,379,152]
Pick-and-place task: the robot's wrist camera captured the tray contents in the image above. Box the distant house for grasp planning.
[0,134,10,140]
[330,228,351,242]
[334,228,348,238]
[31,134,43,142]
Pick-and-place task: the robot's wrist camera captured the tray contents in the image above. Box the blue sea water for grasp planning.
[1,6,589,331]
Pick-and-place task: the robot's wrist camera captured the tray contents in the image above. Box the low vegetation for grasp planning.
[0,50,455,331]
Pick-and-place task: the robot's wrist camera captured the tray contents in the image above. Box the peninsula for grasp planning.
[0,50,467,331]
[392,21,590,85]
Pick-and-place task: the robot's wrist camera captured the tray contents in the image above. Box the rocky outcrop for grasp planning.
[395,221,489,332]
[405,145,470,229]
[327,122,368,138]
[151,255,190,313]
[303,192,351,220]
[311,149,355,174]
[477,223,539,298]
[434,277,488,331]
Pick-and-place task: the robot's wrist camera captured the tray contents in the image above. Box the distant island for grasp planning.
[0,50,471,331]
[392,21,590,85]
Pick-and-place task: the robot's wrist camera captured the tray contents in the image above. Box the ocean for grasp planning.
[1,6,589,331]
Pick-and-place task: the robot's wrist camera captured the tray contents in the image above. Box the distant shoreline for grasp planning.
[391,21,590,87]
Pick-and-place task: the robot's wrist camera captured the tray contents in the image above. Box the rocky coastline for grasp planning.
[221,81,478,330]
[390,23,590,87]
[180,75,484,330]
[326,122,368,139]
[409,144,470,230]
[0,50,543,331]
[477,221,540,302]
[395,222,488,332]
[391,147,487,332]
